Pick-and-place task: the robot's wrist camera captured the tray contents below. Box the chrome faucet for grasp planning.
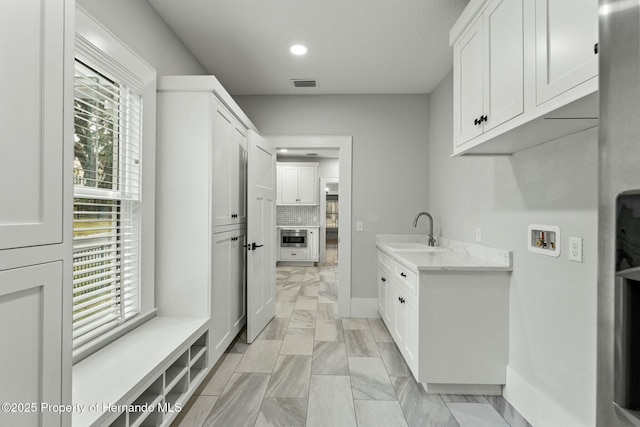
[413,211,436,246]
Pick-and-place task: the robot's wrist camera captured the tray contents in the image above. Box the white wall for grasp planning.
[77,0,206,75]
[236,95,430,298]
[429,72,597,426]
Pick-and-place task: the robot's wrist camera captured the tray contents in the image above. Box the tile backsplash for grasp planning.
[277,205,320,226]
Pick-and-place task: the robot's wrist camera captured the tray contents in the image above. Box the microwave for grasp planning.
[281,229,307,248]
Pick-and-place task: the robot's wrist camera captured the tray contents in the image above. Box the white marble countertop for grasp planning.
[376,234,512,272]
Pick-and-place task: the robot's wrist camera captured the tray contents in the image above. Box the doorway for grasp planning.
[266,136,352,317]
[320,177,339,265]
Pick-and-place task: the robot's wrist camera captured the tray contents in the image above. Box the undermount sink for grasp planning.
[384,242,449,252]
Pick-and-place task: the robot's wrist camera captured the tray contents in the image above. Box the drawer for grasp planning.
[280,248,308,261]
[394,263,417,295]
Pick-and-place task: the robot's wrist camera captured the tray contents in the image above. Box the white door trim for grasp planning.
[266,135,352,317]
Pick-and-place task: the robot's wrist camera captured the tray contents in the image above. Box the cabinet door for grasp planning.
[391,286,405,346]
[307,229,318,261]
[210,231,232,359]
[212,101,233,227]
[453,15,484,146]
[230,229,246,330]
[280,166,299,204]
[231,122,247,224]
[483,0,524,132]
[0,0,64,250]
[377,268,387,320]
[402,294,419,374]
[0,262,62,427]
[297,166,317,204]
[535,0,598,105]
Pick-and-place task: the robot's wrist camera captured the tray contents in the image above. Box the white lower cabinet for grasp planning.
[276,227,319,263]
[210,228,246,364]
[377,249,509,393]
[0,262,62,427]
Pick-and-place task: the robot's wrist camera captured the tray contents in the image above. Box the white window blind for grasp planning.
[73,59,143,352]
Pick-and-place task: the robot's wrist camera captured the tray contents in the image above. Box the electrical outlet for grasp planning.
[356,221,364,232]
[475,227,482,242]
[569,237,583,262]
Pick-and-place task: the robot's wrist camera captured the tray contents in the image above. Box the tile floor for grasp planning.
[171,264,532,427]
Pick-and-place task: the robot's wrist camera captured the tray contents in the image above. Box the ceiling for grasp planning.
[147,0,468,96]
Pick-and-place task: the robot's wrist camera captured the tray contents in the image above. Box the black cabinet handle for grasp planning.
[481,115,488,123]
[398,297,405,304]
[251,243,264,250]
[381,277,386,282]
[594,42,598,54]
[400,272,407,278]
[474,118,480,126]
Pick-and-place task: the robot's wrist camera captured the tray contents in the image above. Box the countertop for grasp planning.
[376,234,512,272]
[277,225,320,228]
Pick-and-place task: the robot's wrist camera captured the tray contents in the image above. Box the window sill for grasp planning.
[72,316,209,427]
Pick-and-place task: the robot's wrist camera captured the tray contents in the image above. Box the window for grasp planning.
[72,59,143,353]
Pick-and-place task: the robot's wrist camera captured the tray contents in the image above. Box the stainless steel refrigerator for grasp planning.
[598,0,640,425]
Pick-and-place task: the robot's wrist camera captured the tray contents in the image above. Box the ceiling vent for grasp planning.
[291,79,318,88]
[306,153,318,156]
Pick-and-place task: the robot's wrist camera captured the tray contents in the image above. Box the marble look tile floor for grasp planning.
[171,265,532,427]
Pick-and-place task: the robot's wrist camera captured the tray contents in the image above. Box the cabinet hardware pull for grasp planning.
[251,243,264,250]
[474,118,480,126]
[400,272,407,278]
[481,115,488,122]
[381,277,386,282]
[594,42,598,54]
[398,297,402,303]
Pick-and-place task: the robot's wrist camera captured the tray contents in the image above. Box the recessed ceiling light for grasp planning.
[279,149,288,153]
[290,44,308,56]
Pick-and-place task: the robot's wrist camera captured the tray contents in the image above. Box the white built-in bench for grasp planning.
[72,316,210,427]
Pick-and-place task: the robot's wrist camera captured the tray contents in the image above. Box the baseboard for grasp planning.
[349,298,378,318]
[504,366,593,427]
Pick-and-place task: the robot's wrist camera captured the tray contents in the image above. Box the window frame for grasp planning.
[73,7,156,363]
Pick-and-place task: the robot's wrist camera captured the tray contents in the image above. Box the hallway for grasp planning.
[172,265,530,427]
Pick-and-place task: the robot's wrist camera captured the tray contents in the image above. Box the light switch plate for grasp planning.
[356,221,364,232]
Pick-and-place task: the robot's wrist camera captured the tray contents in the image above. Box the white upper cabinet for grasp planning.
[454,0,523,148]
[450,0,598,155]
[276,163,318,205]
[483,0,524,132]
[454,16,484,145]
[535,0,599,105]
[0,0,65,250]
[212,100,247,226]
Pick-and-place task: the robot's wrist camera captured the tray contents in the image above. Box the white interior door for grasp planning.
[246,131,276,343]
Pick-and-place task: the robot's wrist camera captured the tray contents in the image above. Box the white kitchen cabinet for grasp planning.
[280,247,308,261]
[535,0,599,105]
[212,101,247,226]
[210,228,246,363]
[377,248,509,393]
[453,0,524,148]
[0,0,66,251]
[156,76,258,367]
[0,2,71,426]
[277,227,319,263]
[450,0,598,155]
[277,163,318,205]
[307,228,319,261]
[0,263,63,427]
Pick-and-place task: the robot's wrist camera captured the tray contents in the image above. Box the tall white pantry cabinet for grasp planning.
[0,1,73,426]
[155,76,257,367]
